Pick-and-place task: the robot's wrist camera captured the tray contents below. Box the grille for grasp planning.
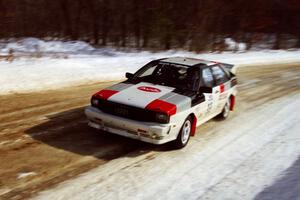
[96,99,157,122]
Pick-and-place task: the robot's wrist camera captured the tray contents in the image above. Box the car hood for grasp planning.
[103,82,192,113]
[108,82,175,108]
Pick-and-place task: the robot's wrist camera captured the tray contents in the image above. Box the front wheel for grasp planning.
[173,117,192,149]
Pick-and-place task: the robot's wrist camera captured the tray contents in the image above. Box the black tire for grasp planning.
[173,116,192,149]
[218,98,230,120]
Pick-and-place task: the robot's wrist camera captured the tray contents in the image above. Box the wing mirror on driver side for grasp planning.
[200,86,212,93]
[125,72,134,79]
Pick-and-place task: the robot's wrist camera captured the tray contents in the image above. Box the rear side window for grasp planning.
[211,65,229,85]
[219,64,231,78]
[202,68,214,88]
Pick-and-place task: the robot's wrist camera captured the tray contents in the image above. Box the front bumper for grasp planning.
[85,106,175,144]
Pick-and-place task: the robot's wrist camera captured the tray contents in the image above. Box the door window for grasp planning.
[201,68,214,88]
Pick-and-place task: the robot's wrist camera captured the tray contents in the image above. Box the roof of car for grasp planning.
[160,57,216,67]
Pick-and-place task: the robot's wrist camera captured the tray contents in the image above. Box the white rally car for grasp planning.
[85,57,237,148]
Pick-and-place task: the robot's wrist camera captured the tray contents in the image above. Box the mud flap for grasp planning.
[191,115,197,136]
[230,96,235,111]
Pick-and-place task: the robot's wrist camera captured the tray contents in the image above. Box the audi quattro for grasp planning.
[85,57,237,148]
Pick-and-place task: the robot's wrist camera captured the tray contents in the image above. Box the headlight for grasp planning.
[156,113,169,124]
[91,98,99,107]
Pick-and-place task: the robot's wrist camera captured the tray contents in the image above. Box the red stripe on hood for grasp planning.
[146,99,177,116]
[94,90,118,100]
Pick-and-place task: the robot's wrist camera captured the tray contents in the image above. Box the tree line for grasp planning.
[0,0,299,51]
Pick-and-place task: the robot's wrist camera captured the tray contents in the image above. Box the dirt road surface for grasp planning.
[0,63,300,200]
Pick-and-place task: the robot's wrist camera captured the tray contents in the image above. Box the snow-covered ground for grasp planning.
[1,38,299,199]
[0,38,300,95]
[33,92,300,200]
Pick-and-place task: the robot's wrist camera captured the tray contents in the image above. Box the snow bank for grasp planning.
[0,38,300,95]
[224,38,246,52]
[0,38,94,54]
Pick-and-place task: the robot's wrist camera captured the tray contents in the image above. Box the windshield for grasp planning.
[130,61,200,91]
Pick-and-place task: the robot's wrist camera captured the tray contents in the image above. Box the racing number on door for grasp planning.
[206,94,213,114]
[202,68,215,115]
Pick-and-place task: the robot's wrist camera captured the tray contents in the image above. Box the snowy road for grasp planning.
[34,93,300,200]
[0,63,300,200]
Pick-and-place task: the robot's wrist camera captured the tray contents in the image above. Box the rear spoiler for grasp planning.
[219,63,236,75]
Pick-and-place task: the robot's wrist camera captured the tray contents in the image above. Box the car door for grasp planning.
[198,67,218,121]
[210,65,230,113]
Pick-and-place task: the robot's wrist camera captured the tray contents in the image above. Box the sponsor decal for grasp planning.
[219,93,227,100]
[138,86,161,93]
[206,94,213,114]
[220,84,225,93]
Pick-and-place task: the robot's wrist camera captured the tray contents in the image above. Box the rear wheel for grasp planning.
[173,117,192,149]
[218,98,230,120]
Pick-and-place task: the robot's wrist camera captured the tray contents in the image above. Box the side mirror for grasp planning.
[125,72,133,79]
[200,86,212,93]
